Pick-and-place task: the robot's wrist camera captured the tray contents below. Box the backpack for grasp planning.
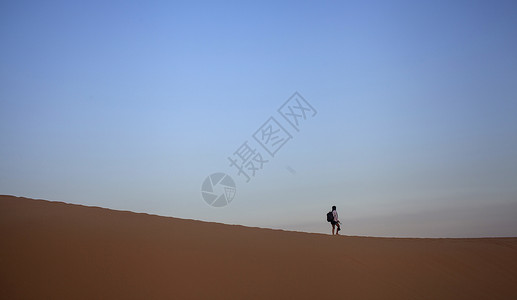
[326,211,334,222]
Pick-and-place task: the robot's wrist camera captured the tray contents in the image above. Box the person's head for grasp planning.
[332,205,336,211]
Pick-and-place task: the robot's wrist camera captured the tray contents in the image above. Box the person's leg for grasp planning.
[331,223,335,235]
[336,223,340,235]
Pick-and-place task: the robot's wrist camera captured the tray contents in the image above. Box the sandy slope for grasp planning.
[1,195,516,299]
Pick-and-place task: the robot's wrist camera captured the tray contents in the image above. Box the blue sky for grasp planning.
[1,0,516,237]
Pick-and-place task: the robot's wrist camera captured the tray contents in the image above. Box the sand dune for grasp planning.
[1,195,516,299]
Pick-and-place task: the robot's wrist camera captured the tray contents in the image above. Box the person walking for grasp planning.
[331,205,341,235]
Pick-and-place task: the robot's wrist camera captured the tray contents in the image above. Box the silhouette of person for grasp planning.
[331,205,341,235]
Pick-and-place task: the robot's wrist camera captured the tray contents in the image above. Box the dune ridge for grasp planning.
[1,195,516,299]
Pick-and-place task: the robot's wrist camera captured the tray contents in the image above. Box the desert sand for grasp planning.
[1,195,516,299]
